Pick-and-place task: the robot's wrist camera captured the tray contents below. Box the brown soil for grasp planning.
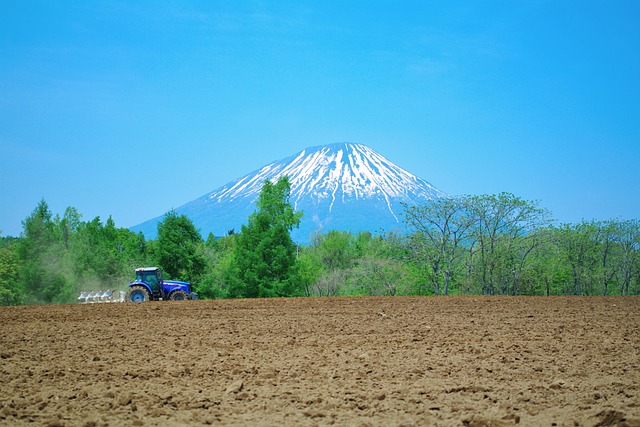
[1,297,639,427]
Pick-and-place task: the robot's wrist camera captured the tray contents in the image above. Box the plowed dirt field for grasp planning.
[1,297,639,427]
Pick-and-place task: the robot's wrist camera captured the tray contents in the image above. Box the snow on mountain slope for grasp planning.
[131,143,447,243]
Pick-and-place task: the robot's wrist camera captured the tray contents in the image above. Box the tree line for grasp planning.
[402,193,640,296]
[1,178,639,305]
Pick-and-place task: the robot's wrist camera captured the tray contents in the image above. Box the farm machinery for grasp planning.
[125,267,198,302]
[78,290,125,303]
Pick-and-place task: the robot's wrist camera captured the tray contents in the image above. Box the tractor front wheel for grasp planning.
[126,285,150,303]
[169,290,189,301]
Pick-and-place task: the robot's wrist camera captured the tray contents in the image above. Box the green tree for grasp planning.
[0,233,18,249]
[56,206,82,250]
[0,243,22,305]
[598,220,620,296]
[156,210,205,284]
[465,193,552,295]
[289,245,322,297]
[552,219,640,296]
[523,228,565,295]
[72,217,117,286]
[311,230,357,271]
[352,256,409,296]
[198,232,237,299]
[615,219,640,295]
[403,196,474,295]
[300,230,357,296]
[15,199,71,303]
[229,177,302,298]
[70,216,148,291]
[554,221,602,295]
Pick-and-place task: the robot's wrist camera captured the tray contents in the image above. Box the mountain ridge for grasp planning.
[131,143,447,243]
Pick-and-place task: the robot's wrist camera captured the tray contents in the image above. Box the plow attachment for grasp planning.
[77,290,125,303]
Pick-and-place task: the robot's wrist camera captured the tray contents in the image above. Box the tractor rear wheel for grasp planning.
[169,290,189,301]
[126,285,150,303]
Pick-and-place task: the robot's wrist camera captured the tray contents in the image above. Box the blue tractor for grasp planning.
[126,267,198,302]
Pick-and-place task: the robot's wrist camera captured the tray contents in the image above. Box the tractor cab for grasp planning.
[134,267,163,299]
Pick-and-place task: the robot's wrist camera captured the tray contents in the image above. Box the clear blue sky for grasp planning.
[1,1,639,237]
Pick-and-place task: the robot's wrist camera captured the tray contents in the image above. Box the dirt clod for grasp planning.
[225,380,244,394]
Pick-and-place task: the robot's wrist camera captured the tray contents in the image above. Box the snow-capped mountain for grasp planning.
[131,143,447,243]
